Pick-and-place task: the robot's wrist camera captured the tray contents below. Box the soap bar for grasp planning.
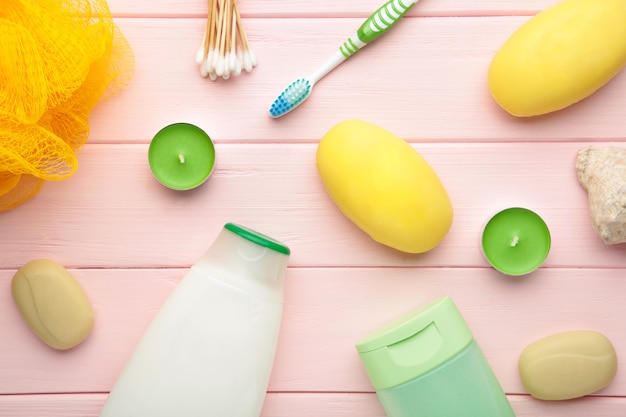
[316,119,453,254]
[518,330,617,400]
[488,0,626,117]
[11,259,94,350]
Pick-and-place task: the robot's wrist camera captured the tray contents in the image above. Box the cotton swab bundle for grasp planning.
[196,0,257,81]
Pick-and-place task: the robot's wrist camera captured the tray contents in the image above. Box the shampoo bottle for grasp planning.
[356,296,516,417]
[99,223,290,417]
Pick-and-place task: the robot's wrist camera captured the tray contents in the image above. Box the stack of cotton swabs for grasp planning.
[195,0,257,80]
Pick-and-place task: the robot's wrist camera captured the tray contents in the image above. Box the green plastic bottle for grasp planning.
[356,296,516,417]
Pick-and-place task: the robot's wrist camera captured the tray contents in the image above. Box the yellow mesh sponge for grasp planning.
[0,0,134,210]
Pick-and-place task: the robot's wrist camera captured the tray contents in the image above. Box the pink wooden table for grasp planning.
[2,0,626,415]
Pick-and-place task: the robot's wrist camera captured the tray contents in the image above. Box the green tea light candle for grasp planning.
[481,207,551,276]
[148,123,215,190]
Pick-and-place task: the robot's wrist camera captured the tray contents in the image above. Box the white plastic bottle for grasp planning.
[99,223,291,417]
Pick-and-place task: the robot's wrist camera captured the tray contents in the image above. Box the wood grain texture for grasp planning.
[2,393,626,417]
[1,268,625,395]
[0,143,624,269]
[105,0,564,17]
[3,0,626,415]
[89,17,626,144]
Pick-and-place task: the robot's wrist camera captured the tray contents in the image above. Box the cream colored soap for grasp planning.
[11,259,94,350]
[519,330,617,400]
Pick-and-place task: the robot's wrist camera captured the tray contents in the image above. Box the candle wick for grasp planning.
[178,154,185,164]
[510,236,519,247]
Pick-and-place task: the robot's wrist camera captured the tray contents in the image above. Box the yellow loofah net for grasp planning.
[0,0,134,210]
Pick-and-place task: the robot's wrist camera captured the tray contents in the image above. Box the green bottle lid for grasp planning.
[356,296,473,390]
[224,223,291,255]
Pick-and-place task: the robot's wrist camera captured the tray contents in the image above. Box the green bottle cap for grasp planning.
[356,296,473,390]
[224,223,290,255]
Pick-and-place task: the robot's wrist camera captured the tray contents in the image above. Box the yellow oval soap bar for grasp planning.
[316,119,453,253]
[11,259,94,350]
[488,0,626,117]
[519,330,618,400]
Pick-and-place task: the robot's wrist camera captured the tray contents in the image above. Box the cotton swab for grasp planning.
[196,0,256,81]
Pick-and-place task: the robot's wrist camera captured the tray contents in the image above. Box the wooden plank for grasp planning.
[105,0,564,18]
[1,142,624,269]
[88,17,626,144]
[1,268,624,395]
[5,2,626,416]
[1,393,625,417]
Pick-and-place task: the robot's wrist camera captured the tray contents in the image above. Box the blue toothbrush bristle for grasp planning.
[269,79,312,118]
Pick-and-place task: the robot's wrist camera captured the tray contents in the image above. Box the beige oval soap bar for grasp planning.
[519,330,617,400]
[12,259,94,350]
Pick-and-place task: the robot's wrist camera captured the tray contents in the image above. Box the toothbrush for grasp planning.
[268,0,419,118]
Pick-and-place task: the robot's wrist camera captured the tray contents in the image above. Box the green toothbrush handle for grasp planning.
[340,0,418,58]
[359,0,418,42]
